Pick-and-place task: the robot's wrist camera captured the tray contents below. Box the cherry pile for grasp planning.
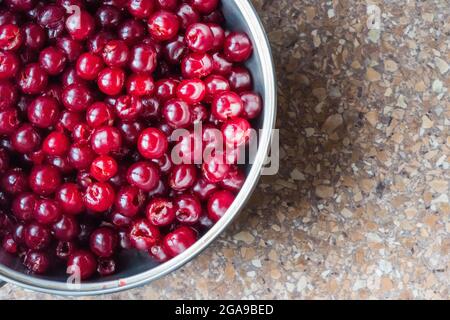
[0,0,262,280]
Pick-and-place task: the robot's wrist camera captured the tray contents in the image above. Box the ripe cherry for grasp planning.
[29,164,61,196]
[89,227,118,258]
[129,218,160,250]
[90,155,118,182]
[52,215,80,241]
[55,183,85,215]
[97,67,126,96]
[176,79,206,104]
[84,181,115,212]
[138,128,168,160]
[27,96,59,128]
[76,52,104,80]
[207,190,235,222]
[175,193,202,225]
[115,185,146,217]
[185,23,214,53]
[224,32,253,62]
[163,226,196,257]
[147,10,180,41]
[145,197,176,227]
[127,161,160,191]
[67,250,97,280]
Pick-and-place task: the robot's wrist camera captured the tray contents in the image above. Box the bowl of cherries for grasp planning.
[0,0,275,295]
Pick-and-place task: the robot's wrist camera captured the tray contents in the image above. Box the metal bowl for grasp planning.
[0,0,276,295]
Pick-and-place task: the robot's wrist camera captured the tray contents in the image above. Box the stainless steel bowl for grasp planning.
[0,0,276,295]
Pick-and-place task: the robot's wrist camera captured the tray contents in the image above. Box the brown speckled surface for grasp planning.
[1,0,449,299]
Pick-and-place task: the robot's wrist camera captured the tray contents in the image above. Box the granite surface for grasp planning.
[1,0,449,300]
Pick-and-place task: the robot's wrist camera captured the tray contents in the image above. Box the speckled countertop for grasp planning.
[1,0,449,300]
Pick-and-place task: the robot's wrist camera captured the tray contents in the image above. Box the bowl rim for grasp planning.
[0,0,277,296]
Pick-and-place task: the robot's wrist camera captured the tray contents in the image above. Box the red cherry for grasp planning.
[138,128,168,160]
[163,226,196,257]
[90,155,118,182]
[83,181,115,212]
[145,197,176,227]
[129,218,160,250]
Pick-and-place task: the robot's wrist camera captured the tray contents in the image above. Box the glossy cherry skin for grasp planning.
[67,250,97,280]
[185,23,214,53]
[211,52,232,76]
[57,36,83,62]
[241,92,262,119]
[0,108,20,135]
[163,226,196,257]
[39,46,66,75]
[37,4,65,39]
[169,164,197,192]
[62,83,94,112]
[29,164,61,196]
[228,66,253,92]
[24,222,51,250]
[162,99,192,129]
[145,197,176,227]
[24,250,50,274]
[221,117,251,147]
[207,189,235,222]
[126,73,155,96]
[102,40,129,67]
[114,95,143,121]
[206,23,225,51]
[27,96,59,128]
[204,74,230,102]
[90,155,118,182]
[192,177,218,201]
[224,32,253,62]
[33,198,62,225]
[0,23,23,51]
[76,52,104,80]
[156,0,178,10]
[97,67,126,96]
[5,0,37,11]
[127,161,160,191]
[109,210,133,228]
[87,31,115,55]
[118,19,146,45]
[12,192,36,222]
[96,5,122,29]
[91,126,123,155]
[86,102,115,128]
[2,233,17,254]
[138,128,168,160]
[189,0,219,14]
[52,215,79,241]
[156,78,179,102]
[1,168,28,194]
[115,185,146,217]
[18,63,48,95]
[129,43,157,73]
[68,144,96,170]
[211,91,244,121]
[65,10,95,41]
[0,81,18,110]
[84,181,115,212]
[219,166,245,193]
[129,218,161,251]
[127,0,155,18]
[0,51,20,80]
[176,3,200,30]
[61,66,87,87]
[147,10,180,41]
[202,152,230,183]
[175,193,201,225]
[181,52,213,79]
[163,35,187,65]
[117,120,144,146]
[89,227,118,258]
[55,183,85,215]
[11,124,41,154]
[23,23,46,50]
[176,79,206,104]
